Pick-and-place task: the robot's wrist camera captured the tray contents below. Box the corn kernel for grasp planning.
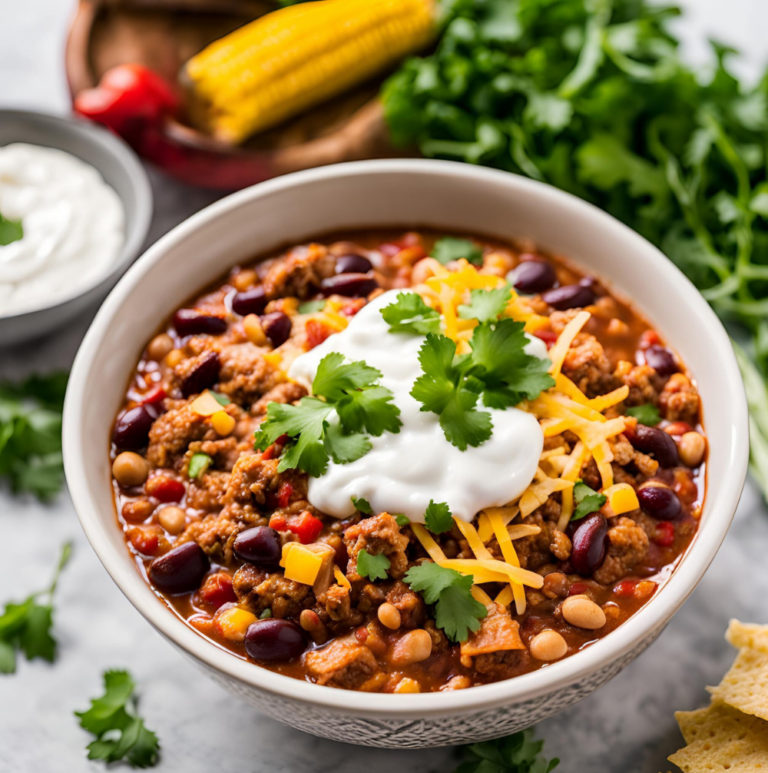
[216,607,257,642]
[394,678,421,694]
[190,390,224,417]
[244,314,267,346]
[604,483,639,515]
[211,410,236,436]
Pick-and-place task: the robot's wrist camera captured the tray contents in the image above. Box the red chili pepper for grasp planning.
[276,482,294,509]
[305,320,333,350]
[652,521,675,547]
[289,511,323,544]
[198,573,236,609]
[261,444,276,461]
[533,329,558,349]
[74,64,179,135]
[269,514,288,532]
[145,475,185,503]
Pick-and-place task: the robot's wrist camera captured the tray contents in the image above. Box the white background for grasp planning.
[1,2,767,771]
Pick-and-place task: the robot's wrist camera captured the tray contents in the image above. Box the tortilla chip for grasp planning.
[669,701,768,772]
[708,647,768,722]
[727,620,768,655]
[460,603,524,657]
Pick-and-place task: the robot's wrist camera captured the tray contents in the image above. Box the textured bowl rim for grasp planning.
[64,159,748,717]
[0,108,153,322]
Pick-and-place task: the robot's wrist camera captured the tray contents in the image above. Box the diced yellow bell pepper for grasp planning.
[281,542,337,593]
[394,678,421,693]
[603,483,639,515]
[215,607,257,641]
[211,410,236,436]
[190,390,224,417]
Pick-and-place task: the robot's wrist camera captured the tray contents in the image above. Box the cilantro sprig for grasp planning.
[381,292,441,334]
[254,353,401,476]
[0,212,23,246]
[0,542,71,674]
[455,730,559,773]
[432,237,483,266]
[626,404,661,426]
[0,372,68,500]
[351,495,373,514]
[75,670,160,768]
[405,562,487,642]
[458,287,512,324]
[411,320,554,450]
[424,500,453,534]
[357,549,391,581]
[571,480,607,521]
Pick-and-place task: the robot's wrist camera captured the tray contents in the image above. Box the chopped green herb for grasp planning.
[351,495,373,515]
[298,300,327,314]
[211,392,231,407]
[254,352,401,477]
[432,237,483,266]
[404,562,487,642]
[454,729,559,773]
[0,213,23,246]
[75,670,160,768]
[356,549,390,581]
[259,609,272,619]
[424,500,453,534]
[381,292,441,335]
[0,542,71,674]
[458,286,512,324]
[571,480,607,521]
[188,453,212,479]
[625,404,661,426]
[0,371,68,500]
[395,514,410,528]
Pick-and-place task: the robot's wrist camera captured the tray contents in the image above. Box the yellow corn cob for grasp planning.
[185,0,436,143]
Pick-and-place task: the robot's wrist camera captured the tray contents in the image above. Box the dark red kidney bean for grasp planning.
[638,485,682,521]
[180,352,221,398]
[113,405,153,450]
[233,527,281,566]
[149,542,209,594]
[643,345,678,377]
[260,312,292,347]
[570,513,608,576]
[173,309,227,337]
[542,283,595,310]
[320,273,378,298]
[627,424,679,468]
[244,619,307,662]
[231,286,267,317]
[335,254,373,274]
[509,260,557,294]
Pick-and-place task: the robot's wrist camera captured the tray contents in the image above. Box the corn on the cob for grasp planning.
[185,0,436,143]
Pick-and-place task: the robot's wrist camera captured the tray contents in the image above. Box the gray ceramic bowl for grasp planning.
[0,110,152,346]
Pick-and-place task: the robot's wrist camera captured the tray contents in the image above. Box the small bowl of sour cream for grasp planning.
[0,110,152,346]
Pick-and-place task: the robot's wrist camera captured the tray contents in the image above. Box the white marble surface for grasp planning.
[1,2,767,771]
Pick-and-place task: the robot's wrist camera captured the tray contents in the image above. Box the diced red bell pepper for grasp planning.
[639,330,661,349]
[305,320,333,350]
[141,385,166,405]
[145,475,185,503]
[198,572,236,609]
[568,582,589,597]
[652,521,675,547]
[269,514,288,532]
[289,511,323,544]
[276,482,294,509]
[533,329,558,349]
[613,579,637,597]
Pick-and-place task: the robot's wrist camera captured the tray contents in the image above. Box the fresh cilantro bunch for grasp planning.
[405,562,487,642]
[254,353,401,476]
[0,372,68,499]
[0,542,71,674]
[455,730,559,773]
[76,670,160,768]
[412,319,554,450]
[382,0,768,499]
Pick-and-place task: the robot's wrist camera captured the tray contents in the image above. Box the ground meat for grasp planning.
[185,436,241,473]
[325,584,352,622]
[514,513,551,570]
[593,516,650,584]
[580,457,601,490]
[262,243,336,300]
[234,567,311,618]
[386,581,426,629]
[614,361,660,406]
[186,471,231,512]
[146,404,210,468]
[660,373,700,424]
[252,382,307,415]
[549,529,572,562]
[221,454,307,517]
[218,344,282,405]
[561,333,618,397]
[179,513,242,562]
[304,637,380,689]
[344,514,409,580]
[473,649,530,681]
[609,433,659,477]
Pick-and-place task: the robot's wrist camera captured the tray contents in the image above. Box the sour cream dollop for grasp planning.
[0,143,125,315]
[288,290,547,524]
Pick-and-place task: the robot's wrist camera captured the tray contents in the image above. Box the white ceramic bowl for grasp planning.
[63,160,749,748]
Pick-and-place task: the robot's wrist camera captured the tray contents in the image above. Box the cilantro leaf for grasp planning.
[336,385,402,436]
[188,453,212,479]
[432,237,483,266]
[323,423,371,464]
[351,496,373,514]
[395,514,410,527]
[312,352,380,401]
[571,480,607,521]
[456,729,559,773]
[0,213,23,246]
[381,292,441,334]
[298,300,326,314]
[211,392,230,407]
[469,320,555,408]
[75,669,160,768]
[356,549,390,581]
[404,563,487,642]
[0,542,71,673]
[411,334,493,451]
[424,500,454,534]
[625,403,661,426]
[458,286,512,323]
